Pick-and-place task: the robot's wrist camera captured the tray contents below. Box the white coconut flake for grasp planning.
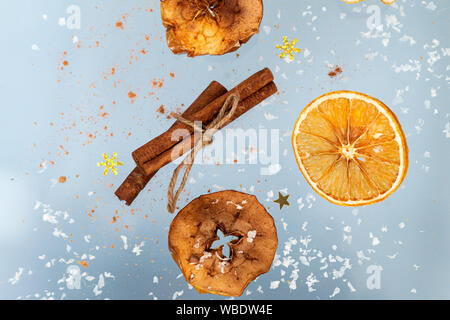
[269,281,280,289]
[264,112,278,121]
[8,267,24,285]
[372,237,380,246]
[306,273,319,292]
[247,230,257,243]
[93,274,105,296]
[387,252,399,259]
[172,290,184,300]
[347,281,356,292]
[299,256,310,266]
[227,201,244,210]
[329,287,341,299]
[58,17,66,26]
[132,241,145,256]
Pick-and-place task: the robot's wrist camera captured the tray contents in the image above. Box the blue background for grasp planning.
[0,0,449,299]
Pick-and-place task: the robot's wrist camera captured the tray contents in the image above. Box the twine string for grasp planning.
[167,93,240,213]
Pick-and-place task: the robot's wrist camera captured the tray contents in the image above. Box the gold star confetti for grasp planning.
[97,152,123,176]
[276,36,301,60]
[273,192,290,210]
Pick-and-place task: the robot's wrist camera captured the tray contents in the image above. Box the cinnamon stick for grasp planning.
[115,81,227,205]
[132,68,274,168]
[140,81,278,176]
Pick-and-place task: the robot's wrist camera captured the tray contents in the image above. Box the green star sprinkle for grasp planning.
[273,191,290,210]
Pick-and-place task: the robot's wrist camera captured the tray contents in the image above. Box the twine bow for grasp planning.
[167,93,240,213]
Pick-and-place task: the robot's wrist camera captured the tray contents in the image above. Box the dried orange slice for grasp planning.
[292,91,408,206]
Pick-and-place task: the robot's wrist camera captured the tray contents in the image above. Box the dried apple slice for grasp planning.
[169,190,278,296]
[160,0,263,57]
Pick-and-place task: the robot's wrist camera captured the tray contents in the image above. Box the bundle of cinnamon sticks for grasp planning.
[115,68,277,206]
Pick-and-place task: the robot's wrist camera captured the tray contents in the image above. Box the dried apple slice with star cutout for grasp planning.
[169,190,278,296]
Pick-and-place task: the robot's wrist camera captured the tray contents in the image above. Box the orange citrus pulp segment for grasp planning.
[292,91,408,206]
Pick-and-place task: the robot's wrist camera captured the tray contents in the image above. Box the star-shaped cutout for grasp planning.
[273,192,290,210]
[211,229,239,259]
